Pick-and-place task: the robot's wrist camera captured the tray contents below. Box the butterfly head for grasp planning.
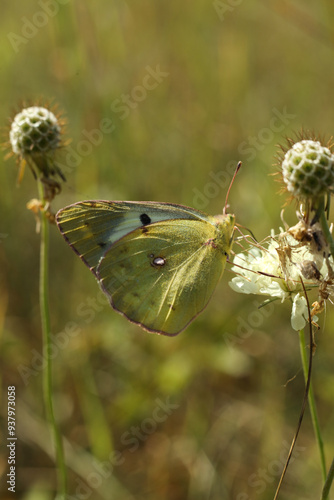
[212,213,235,255]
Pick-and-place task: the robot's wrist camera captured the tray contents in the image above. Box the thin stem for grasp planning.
[273,280,313,500]
[298,329,326,481]
[317,196,334,260]
[38,180,67,498]
[322,457,334,500]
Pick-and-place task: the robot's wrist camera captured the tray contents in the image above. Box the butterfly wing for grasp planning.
[56,201,210,274]
[97,218,232,335]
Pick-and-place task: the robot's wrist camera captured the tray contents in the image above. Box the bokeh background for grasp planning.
[1,1,334,499]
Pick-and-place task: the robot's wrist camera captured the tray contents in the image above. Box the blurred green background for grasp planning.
[1,1,334,499]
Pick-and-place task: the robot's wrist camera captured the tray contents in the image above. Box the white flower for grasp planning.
[229,230,329,331]
[229,246,288,301]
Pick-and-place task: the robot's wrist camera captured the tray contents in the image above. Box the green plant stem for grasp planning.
[38,180,67,498]
[313,200,334,499]
[322,457,334,500]
[298,330,326,482]
[317,196,334,260]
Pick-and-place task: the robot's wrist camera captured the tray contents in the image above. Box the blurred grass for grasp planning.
[1,1,334,499]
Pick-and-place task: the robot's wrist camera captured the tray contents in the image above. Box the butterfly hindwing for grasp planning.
[56,201,210,274]
[97,219,229,335]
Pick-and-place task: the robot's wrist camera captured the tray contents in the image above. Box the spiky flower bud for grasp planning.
[9,106,61,156]
[282,140,334,199]
[7,104,66,201]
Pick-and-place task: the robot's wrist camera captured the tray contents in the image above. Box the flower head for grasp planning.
[10,106,61,156]
[6,103,66,201]
[229,227,331,330]
[278,135,334,204]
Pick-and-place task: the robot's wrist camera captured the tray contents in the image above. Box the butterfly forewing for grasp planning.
[97,219,229,335]
[56,201,210,274]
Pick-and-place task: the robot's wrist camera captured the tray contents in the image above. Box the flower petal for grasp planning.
[291,293,308,331]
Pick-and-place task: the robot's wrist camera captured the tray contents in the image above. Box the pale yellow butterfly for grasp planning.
[56,200,235,335]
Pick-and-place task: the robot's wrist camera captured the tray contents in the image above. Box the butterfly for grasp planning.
[56,200,235,335]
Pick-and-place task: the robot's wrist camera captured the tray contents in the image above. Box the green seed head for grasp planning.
[9,106,61,156]
[7,104,66,199]
[282,140,334,199]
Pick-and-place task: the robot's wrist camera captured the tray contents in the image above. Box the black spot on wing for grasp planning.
[98,242,107,248]
[140,213,151,225]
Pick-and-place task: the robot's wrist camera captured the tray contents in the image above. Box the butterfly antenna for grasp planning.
[235,223,258,243]
[224,161,242,214]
